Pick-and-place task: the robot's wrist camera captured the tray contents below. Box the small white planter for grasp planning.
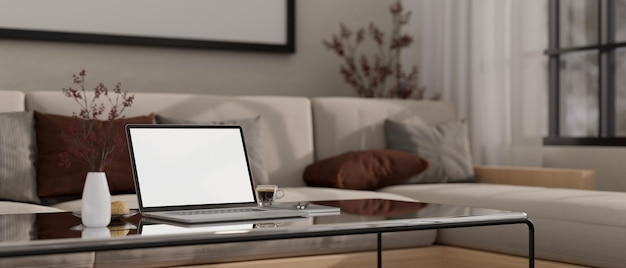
[81,172,111,228]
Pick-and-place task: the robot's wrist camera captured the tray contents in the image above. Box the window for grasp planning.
[545,0,626,146]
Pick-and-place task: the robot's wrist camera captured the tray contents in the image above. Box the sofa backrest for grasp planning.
[0,90,25,112]
[26,91,314,187]
[311,97,457,160]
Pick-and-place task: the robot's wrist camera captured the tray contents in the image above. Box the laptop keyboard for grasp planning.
[167,208,263,215]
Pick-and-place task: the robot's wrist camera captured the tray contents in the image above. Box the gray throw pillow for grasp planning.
[0,111,40,203]
[155,114,269,185]
[385,119,474,184]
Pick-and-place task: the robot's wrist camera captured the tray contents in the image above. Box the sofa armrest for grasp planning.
[473,165,595,190]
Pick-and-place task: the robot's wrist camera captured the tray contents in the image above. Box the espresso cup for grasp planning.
[255,185,285,206]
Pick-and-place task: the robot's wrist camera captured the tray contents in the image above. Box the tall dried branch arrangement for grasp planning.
[323,0,439,100]
[59,70,134,172]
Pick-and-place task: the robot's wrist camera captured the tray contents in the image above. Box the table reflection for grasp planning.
[0,199,511,242]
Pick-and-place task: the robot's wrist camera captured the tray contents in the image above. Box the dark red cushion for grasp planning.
[303,149,429,190]
[34,111,154,198]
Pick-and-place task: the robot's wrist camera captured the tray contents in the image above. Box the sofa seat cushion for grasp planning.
[380,183,626,267]
[380,183,626,227]
[0,201,64,214]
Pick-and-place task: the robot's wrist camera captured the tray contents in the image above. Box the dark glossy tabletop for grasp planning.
[0,199,528,258]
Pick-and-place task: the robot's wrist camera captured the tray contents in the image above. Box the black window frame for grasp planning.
[545,0,626,146]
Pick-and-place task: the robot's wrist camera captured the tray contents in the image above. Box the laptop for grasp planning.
[125,124,308,224]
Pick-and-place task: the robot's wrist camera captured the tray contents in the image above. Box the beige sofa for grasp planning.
[1,90,623,268]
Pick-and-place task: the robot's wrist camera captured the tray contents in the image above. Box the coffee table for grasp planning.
[0,199,534,268]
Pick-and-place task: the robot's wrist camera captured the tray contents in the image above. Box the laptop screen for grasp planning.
[126,125,257,211]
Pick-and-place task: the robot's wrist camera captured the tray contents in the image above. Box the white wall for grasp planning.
[0,0,403,97]
[3,0,626,192]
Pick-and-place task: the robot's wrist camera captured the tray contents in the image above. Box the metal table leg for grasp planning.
[376,220,534,268]
[527,220,535,268]
[377,232,382,268]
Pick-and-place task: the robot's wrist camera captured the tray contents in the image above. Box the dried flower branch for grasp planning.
[323,0,439,100]
[59,69,134,172]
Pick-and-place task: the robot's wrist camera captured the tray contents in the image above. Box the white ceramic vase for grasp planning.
[81,172,111,228]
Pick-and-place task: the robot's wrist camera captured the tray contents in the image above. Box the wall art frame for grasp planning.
[0,0,295,53]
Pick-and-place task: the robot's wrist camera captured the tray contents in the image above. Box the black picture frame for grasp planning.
[0,0,295,53]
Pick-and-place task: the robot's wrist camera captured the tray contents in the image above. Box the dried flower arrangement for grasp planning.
[323,0,439,100]
[59,70,135,172]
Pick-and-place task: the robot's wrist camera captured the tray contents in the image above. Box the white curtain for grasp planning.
[411,0,548,166]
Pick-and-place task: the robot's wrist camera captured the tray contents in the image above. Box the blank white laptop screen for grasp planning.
[128,127,256,208]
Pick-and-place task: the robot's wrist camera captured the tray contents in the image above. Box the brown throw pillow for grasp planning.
[34,111,155,198]
[303,149,429,190]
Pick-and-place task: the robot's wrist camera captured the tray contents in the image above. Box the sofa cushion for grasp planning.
[27,92,314,187]
[34,111,155,199]
[310,97,457,161]
[303,149,428,190]
[385,119,474,183]
[0,90,25,112]
[380,183,626,267]
[0,111,40,204]
[155,114,269,184]
[0,201,63,214]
